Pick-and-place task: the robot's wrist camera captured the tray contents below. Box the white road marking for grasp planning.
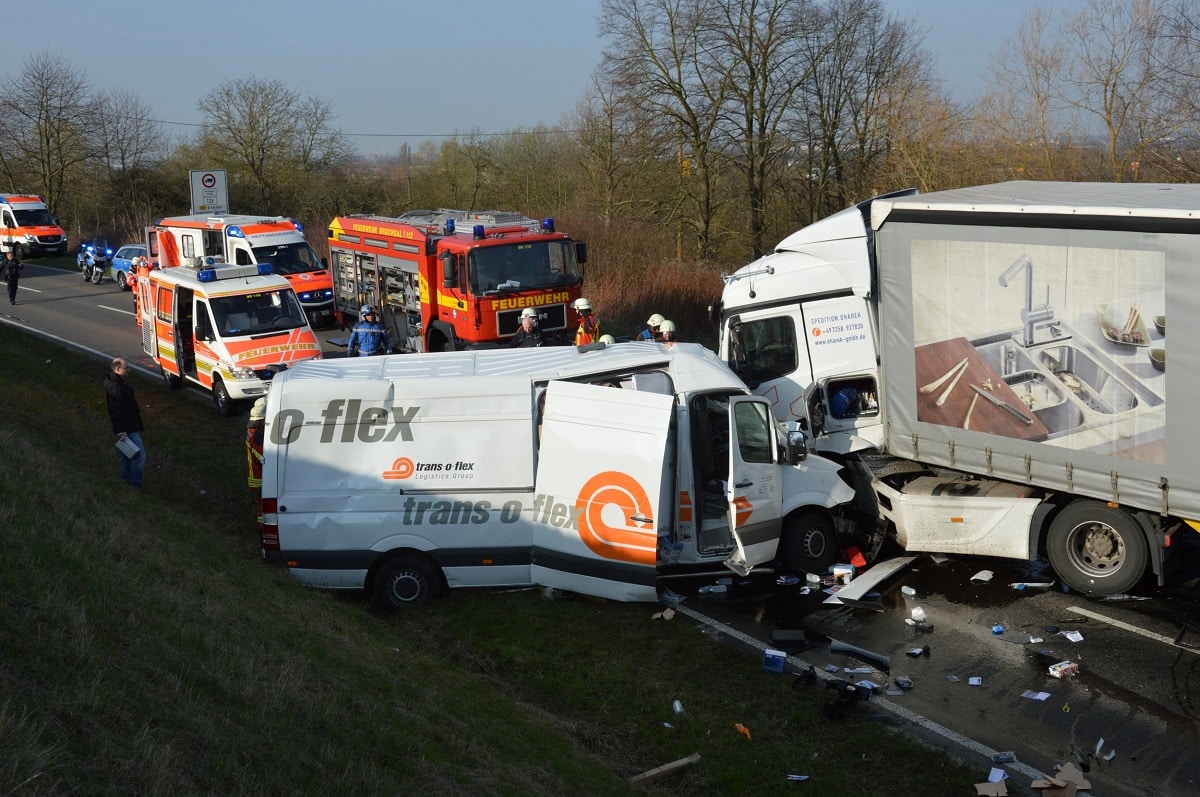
[675,604,1048,781]
[1066,605,1196,652]
[99,304,136,317]
[15,285,41,293]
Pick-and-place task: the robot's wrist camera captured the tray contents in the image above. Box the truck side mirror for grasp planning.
[441,251,458,288]
[575,241,588,265]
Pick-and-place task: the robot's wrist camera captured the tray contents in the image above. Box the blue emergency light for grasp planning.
[473,225,486,240]
[444,219,455,235]
[542,218,555,233]
[226,225,246,239]
[291,221,303,232]
[196,268,217,282]
[257,263,273,275]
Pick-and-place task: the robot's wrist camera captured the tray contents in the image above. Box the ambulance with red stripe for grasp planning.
[0,194,68,257]
[258,342,852,608]
[137,260,322,416]
[147,213,335,327]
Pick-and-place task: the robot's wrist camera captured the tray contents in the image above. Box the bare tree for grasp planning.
[197,78,352,213]
[599,0,728,261]
[0,52,93,215]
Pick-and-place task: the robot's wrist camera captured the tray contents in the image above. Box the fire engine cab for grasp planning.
[147,213,335,327]
[137,260,322,416]
[327,209,587,352]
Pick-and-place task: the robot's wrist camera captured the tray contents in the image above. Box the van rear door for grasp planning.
[531,380,673,602]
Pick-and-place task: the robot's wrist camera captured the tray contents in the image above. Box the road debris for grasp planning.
[629,752,701,784]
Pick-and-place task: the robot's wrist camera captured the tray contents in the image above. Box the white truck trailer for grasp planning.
[715,181,1198,596]
[259,342,853,608]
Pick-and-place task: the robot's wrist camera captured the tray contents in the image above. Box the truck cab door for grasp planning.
[532,380,674,602]
[725,396,784,574]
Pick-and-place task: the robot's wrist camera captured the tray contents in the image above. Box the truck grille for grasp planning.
[497,302,566,336]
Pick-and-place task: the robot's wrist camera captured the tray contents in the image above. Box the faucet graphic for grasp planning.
[998,254,1062,347]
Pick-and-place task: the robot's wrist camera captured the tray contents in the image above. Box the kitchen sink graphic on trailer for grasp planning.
[715,181,1194,596]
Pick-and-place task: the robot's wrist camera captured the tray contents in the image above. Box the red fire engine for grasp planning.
[327,209,587,351]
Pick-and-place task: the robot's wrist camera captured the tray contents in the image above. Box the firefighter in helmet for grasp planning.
[246,398,266,533]
[639,313,665,341]
[348,304,391,356]
[573,297,601,346]
[510,307,546,347]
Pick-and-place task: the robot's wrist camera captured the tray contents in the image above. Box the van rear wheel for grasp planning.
[779,510,838,576]
[373,555,441,609]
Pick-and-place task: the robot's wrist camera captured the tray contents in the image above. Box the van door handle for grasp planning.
[735,480,753,488]
[630,513,653,524]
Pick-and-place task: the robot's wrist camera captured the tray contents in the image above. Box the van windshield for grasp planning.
[13,208,57,227]
[251,242,325,276]
[468,240,581,294]
[210,289,307,336]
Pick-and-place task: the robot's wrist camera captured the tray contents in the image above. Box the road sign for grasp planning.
[189,170,229,214]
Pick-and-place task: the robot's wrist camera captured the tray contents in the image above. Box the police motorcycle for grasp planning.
[78,239,113,285]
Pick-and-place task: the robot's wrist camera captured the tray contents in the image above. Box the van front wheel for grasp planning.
[373,555,441,609]
[779,510,838,576]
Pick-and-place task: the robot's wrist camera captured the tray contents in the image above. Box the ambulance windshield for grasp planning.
[210,289,307,336]
[251,242,324,276]
[469,240,581,294]
[13,207,56,227]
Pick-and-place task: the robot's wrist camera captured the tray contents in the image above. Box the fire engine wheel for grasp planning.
[779,510,838,576]
[1046,500,1148,596]
[373,554,442,609]
[160,365,182,390]
[212,378,239,417]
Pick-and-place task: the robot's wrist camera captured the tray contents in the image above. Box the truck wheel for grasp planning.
[373,554,442,609]
[161,365,183,390]
[1046,501,1148,596]
[212,378,238,417]
[779,510,838,576]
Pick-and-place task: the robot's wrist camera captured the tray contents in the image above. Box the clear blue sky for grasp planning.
[7,1,1028,157]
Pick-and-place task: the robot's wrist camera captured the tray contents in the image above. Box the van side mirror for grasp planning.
[786,429,808,464]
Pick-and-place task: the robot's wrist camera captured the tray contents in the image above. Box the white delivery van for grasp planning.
[260,342,853,608]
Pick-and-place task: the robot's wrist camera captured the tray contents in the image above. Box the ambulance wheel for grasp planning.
[11,243,24,260]
[373,554,441,609]
[779,510,838,576]
[160,365,182,390]
[212,378,238,417]
[1046,500,1147,596]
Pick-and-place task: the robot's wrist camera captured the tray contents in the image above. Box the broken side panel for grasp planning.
[532,380,673,602]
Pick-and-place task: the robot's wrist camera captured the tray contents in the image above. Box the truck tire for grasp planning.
[779,510,838,576]
[212,378,238,417]
[373,554,442,609]
[1046,501,1148,596]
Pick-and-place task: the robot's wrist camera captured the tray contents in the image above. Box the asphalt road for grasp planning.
[8,261,1200,795]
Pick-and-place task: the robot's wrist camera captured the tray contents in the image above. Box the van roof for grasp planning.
[279,342,746,396]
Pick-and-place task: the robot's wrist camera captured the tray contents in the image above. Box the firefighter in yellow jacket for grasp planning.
[246,398,266,532]
[573,297,601,346]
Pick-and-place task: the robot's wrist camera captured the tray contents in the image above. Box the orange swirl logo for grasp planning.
[576,471,657,565]
[383,457,415,480]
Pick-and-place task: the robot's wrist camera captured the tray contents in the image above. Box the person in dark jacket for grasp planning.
[510,307,546,348]
[105,357,146,491]
[3,250,22,305]
[347,304,391,356]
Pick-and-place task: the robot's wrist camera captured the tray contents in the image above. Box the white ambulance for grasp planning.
[259,342,854,608]
[0,194,68,257]
[138,261,322,415]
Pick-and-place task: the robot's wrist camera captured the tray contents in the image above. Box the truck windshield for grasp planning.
[468,240,581,294]
[210,289,307,336]
[730,317,799,387]
[251,242,325,276]
[13,208,57,226]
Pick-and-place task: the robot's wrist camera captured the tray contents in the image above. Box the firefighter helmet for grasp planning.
[659,320,676,333]
[599,334,615,344]
[360,304,376,318]
[573,298,592,312]
[646,313,665,327]
[519,307,538,320]
[249,398,267,422]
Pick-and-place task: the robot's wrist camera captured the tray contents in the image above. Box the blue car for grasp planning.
[111,243,147,292]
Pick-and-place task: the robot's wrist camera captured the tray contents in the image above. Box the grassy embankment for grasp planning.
[0,326,980,795]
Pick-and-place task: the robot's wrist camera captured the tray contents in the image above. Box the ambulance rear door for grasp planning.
[531,380,673,602]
